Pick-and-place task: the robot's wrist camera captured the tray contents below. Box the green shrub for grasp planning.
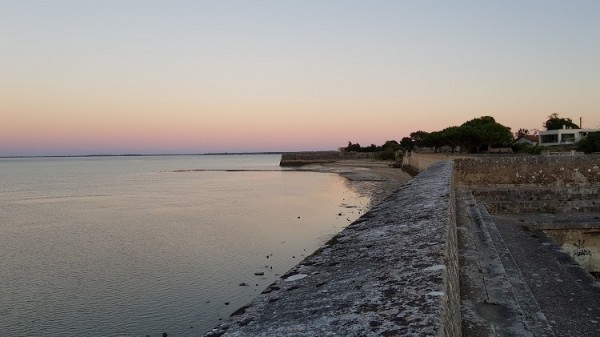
[526,145,543,155]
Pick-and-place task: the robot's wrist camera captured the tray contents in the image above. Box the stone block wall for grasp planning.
[472,187,600,214]
[455,155,600,187]
[401,152,468,173]
[443,169,461,337]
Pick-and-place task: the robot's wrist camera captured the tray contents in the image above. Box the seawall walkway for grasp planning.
[205,161,460,336]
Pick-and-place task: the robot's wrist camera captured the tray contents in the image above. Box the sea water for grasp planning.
[0,155,370,336]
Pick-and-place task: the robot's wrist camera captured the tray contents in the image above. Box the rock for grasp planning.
[225,302,230,305]
[239,282,249,286]
[254,272,264,276]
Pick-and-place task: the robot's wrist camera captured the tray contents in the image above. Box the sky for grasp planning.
[1,0,599,156]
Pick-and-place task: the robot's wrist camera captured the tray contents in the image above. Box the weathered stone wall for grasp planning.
[205,161,461,337]
[443,170,461,337]
[280,151,377,166]
[402,152,470,174]
[472,187,600,214]
[455,155,600,187]
[455,155,600,214]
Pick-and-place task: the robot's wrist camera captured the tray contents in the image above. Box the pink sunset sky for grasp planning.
[1,1,599,156]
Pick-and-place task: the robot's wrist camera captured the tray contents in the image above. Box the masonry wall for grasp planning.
[454,155,600,187]
[454,155,600,214]
[401,152,465,173]
[205,161,461,337]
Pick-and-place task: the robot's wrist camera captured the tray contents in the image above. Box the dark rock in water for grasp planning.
[266,255,269,259]
[292,256,295,258]
[254,271,264,276]
[239,282,249,286]
[162,333,168,337]
[297,216,301,219]
[231,304,252,316]
[225,302,230,305]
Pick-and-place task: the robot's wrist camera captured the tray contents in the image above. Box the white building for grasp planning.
[538,127,600,146]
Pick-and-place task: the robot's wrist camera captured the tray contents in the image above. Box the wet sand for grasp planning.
[293,160,413,208]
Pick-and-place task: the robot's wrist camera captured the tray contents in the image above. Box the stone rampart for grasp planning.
[455,155,600,187]
[402,152,469,174]
[205,161,460,337]
[472,187,600,214]
[454,155,600,214]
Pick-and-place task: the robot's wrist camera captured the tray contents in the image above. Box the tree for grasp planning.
[515,128,530,138]
[377,140,401,160]
[422,131,445,152]
[345,142,362,152]
[543,113,580,130]
[381,140,401,152]
[477,122,513,146]
[577,132,600,154]
[459,116,512,153]
[440,126,462,152]
[399,137,414,151]
[410,130,430,148]
[462,116,497,128]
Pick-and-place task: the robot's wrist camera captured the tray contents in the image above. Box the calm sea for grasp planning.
[0,155,369,337]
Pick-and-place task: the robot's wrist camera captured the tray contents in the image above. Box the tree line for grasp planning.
[344,114,600,156]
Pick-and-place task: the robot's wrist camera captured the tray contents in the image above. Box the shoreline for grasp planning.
[204,162,455,337]
[199,161,412,336]
[292,160,413,208]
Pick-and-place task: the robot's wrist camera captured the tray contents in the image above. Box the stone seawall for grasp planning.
[205,161,460,337]
[401,152,469,173]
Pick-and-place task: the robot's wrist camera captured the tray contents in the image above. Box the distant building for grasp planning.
[514,134,539,145]
[538,127,600,146]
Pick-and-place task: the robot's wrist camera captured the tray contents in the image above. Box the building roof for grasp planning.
[515,135,538,143]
